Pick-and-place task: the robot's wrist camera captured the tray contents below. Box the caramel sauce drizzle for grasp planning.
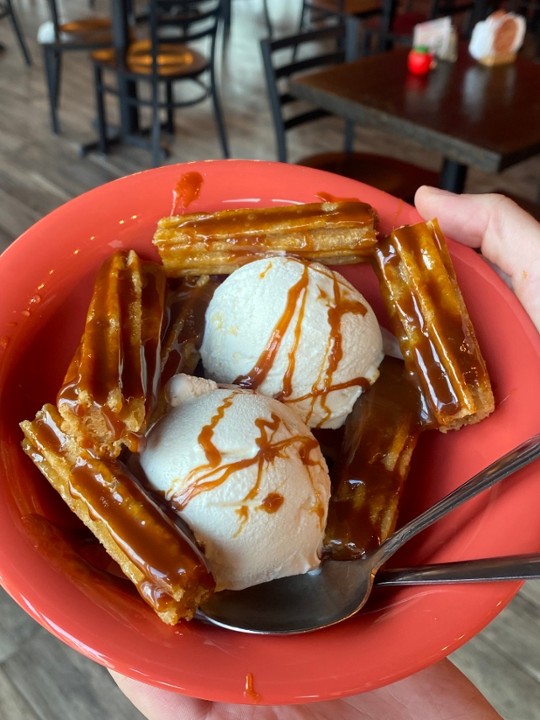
[169,390,325,531]
[233,261,370,426]
[197,393,234,467]
[234,265,309,392]
[244,672,262,702]
[260,492,284,513]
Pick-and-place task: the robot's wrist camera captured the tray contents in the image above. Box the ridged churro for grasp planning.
[153,201,378,275]
[21,404,215,624]
[372,219,495,432]
[56,250,167,458]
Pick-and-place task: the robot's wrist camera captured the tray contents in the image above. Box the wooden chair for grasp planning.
[0,0,32,65]
[260,19,438,203]
[37,0,113,134]
[91,0,229,167]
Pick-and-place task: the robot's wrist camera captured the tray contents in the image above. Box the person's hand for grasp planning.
[414,186,540,333]
[109,658,502,719]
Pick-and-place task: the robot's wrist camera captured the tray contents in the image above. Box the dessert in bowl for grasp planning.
[1,160,539,704]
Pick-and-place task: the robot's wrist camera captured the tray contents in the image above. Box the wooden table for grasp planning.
[288,46,540,193]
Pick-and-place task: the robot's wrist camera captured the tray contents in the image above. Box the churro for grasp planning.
[56,250,167,458]
[372,219,495,431]
[21,404,215,624]
[153,201,378,275]
[324,356,421,559]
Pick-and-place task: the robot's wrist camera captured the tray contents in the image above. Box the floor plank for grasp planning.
[0,668,41,720]
[452,629,540,720]
[0,589,144,720]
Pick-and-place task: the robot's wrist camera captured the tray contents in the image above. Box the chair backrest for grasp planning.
[260,19,358,163]
[146,0,223,67]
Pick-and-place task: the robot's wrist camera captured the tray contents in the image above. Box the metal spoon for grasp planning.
[198,434,540,634]
[376,552,540,585]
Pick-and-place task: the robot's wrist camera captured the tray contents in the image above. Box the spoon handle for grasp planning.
[376,553,540,586]
[373,434,540,568]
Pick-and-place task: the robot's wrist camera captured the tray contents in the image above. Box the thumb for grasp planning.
[414,186,540,333]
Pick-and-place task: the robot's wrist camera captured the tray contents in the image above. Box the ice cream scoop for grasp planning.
[200,256,383,429]
[140,375,331,591]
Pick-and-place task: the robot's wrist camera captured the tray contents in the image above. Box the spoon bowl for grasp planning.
[199,434,540,634]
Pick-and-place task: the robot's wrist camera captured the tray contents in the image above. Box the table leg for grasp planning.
[440,159,468,193]
[80,0,139,156]
[110,0,139,137]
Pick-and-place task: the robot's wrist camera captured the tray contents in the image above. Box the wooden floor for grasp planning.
[0,1,539,718]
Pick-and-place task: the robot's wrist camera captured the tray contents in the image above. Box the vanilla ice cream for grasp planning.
[140,374,330,591]
[200,256,383,429]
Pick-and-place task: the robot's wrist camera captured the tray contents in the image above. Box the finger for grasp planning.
[415,186,494,247]
[347,659,503,719]
[109,670,213,720]
[414,186,540,332]
[109,671,304,720]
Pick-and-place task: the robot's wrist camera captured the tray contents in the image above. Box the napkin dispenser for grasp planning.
[412,16,457,62]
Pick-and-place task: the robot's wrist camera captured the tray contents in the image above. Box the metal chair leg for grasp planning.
[344,119,355,153]
[262,0,272,37]
[6,0,32,65]
[165,82,174,133]
[43,47,61,134]
[150,83,162,167]
[210,70,230,157]
[222,0,231,29]
[93,64,109,154]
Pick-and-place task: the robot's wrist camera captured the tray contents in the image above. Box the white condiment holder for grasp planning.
[468,11,526,66]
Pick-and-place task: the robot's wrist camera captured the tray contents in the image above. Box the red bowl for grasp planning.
[1,160,539,704]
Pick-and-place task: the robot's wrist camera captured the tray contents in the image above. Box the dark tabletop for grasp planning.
[289,46,540,174]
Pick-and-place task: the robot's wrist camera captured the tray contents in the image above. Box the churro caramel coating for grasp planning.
[324,356,421,560]
[153,201,378,275]
[21,405,215,624]
[56,250,167,458]
[372,219,495,431]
